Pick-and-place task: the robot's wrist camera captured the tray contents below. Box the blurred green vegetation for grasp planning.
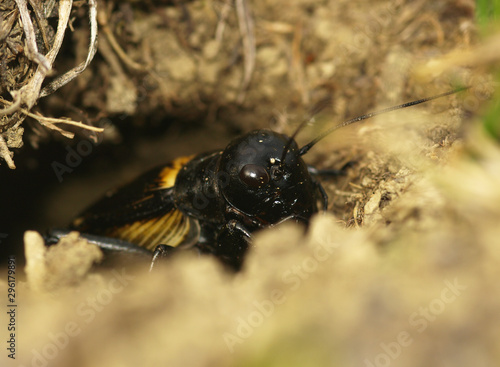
[477,0,500,140]
[476,0,500,30]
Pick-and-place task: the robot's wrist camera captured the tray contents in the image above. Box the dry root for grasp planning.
[0,0,100,169]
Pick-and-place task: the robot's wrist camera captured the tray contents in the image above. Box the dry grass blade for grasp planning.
[0,97,103,138]
[97,5,148,73]
[17,0,72,109]
[0,93,21,116]
[28,0,52,51]
[235,0,256,103]
[14,0,51,71]
[24,112,104,133]
[0,0,100,169]
[40,0,98,97]
[215,0,232,43]
[291,22,307,105]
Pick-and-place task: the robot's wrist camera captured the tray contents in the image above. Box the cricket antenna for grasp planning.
[298,86,469,157]
[280,97,331,166]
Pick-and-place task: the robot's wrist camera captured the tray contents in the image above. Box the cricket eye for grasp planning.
[239,164,270,188]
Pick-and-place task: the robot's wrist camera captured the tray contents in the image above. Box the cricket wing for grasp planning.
[71,156,199,250]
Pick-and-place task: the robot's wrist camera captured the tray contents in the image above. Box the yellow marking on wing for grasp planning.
[156,155,195,189]
[107,209,198,251]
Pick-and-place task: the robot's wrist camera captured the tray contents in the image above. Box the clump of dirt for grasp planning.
[1,0,475,169]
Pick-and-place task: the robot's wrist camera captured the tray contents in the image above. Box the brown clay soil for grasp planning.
[2,0,500,366]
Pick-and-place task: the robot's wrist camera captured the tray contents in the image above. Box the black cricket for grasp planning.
[48,88,466,270]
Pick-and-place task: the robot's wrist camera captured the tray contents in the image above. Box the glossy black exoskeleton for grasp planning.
[48,88,467,270]
[50,130,325,270]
